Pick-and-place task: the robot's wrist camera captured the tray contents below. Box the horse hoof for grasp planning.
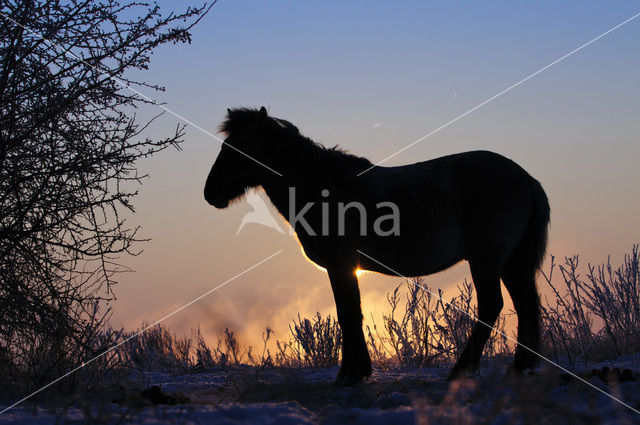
[447,371,467,382]
[333,376,364,387]
[333,366,371,386]
[447,365,478,382]
[333,370,347,386]
[503,366,535,382]
[447,367,467,381]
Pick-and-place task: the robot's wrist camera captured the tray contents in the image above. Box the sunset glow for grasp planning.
[110,0,640,355]
[299,245,328,273]
[5,1,640,422]
[355,269,366,277]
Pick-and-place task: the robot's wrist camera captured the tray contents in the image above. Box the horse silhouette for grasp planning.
[204,107,550,384]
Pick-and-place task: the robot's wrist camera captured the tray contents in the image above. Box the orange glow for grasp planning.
[298,242,368,277]
[298,243,327,273]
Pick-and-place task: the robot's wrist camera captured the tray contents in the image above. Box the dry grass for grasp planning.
[366,278,509,368]
[3,245,638,403]
[541,244,640,364]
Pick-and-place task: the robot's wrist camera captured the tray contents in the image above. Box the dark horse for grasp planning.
[204,107,550,383]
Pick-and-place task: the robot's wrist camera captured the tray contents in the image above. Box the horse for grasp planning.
[204,107,550,384]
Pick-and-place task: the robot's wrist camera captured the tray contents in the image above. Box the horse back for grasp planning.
[357,150,540,274]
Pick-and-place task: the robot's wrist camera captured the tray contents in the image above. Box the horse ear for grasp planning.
[259,106,267,117]
[227,108,232,115]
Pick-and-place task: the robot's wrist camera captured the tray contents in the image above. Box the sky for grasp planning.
[109,1,640,349]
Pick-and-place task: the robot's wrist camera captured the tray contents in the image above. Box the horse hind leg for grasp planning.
[501,176,547,372]
[448,261,503,380]
[502,259,541,372]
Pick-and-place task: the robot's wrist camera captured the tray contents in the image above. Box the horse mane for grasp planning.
[220,108,373,176]
[219,108,260,134]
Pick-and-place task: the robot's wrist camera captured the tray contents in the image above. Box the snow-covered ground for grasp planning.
[2,359,640,424]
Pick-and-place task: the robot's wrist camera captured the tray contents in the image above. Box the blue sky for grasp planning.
[112,1,640,346]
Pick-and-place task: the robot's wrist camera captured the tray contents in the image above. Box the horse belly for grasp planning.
[359,219,464,277]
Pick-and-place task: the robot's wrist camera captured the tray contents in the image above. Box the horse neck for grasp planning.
[260,138,332,219]
[258,128,372,219]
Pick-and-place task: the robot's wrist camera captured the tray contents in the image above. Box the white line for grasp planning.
[356,249,640,415]
[357,11,640,176]
[0,250,283,414]
[0,11,283,177]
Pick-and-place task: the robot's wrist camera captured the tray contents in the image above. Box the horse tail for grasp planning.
[525,178,551,276]
[504,176,550,280]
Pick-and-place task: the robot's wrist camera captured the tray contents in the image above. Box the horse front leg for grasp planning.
[327,267,372,385]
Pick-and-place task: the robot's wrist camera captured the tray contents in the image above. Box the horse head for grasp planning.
[204,106,272,208]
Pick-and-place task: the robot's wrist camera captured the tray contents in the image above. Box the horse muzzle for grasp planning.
[204,190,229,209]
[207,197,229,209]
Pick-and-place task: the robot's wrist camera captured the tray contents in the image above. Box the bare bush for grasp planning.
[540,256,595,364]
[280,313,342,368]
[366,278,442,367]
[580,245,640,355]
[217,328,246,367]
[117,324,192,372]
[0,0,213,393]
[112,325,252,372]
[439,280,510,360]
[367,279,509,368]
[432,281,477,361]
[541,245,640,363]
[247,328,275,368]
